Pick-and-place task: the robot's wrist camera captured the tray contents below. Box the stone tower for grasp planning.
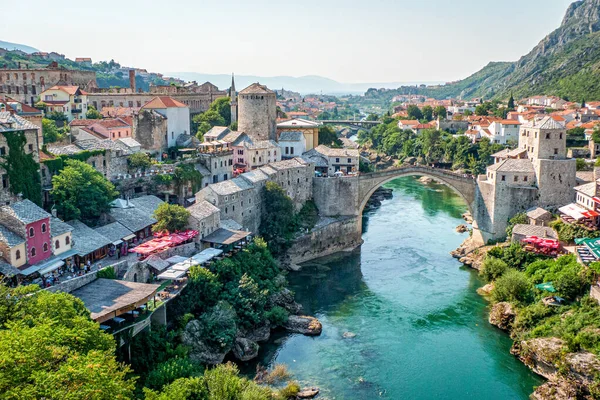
[237,82,277,141]
[230,73,237,125]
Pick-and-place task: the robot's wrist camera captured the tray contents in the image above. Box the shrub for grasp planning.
[197,302,237,350]
[486,243,544,270]
[550,219,600,243]
[480,257,508,282]
[96,266,116,279]
[277,381,300,399]
[266,306,289,327]
[145,358,203,391]
[491,269,533,304]
[505,212,528,238]
[265,364,291,385]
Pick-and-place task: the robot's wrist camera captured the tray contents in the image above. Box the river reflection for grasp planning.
[248,177,542,399]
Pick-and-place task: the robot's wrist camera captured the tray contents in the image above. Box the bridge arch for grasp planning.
[357,166,477,222]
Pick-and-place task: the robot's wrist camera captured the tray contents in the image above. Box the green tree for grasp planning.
[491,269,533,304]
[506,212,528,238]
[145,358,202,391]
[46,111,68,122]
[422,105,433,121]
[42,118,65,143]
[582,98,586,108]
[85,105,102,119]
[507,93,515,110]
[480,257,509,283]
[128,152,153,171]
[463,109,473,117]
[208,97,232,126]
[0,284,135,399]
[433,106,447,119]
[318,125,342,147]
[259,182,297,255]
[196,121,212,141]
[0,131,43,205]
[407,105,423,120]
[576,158,588,171]
[152,203,191,233]
[51,160,118,223]
[475,104,489,116]
[366,113,379,121]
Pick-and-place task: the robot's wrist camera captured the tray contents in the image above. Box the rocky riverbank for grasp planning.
[363,187,393,213]
[454,240,600,399]
[182,287,322,365]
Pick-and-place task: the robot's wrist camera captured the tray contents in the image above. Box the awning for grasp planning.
[171,259,198,272]
[593,197,600,204]
[39,260,65,275]
[165,255,189,264]
[191,248,223,264]
[559,203,588,221]
[201,228,251,246]
[584,210,600,218]
[157,269,186,280]
[56,248,78,260]
[112,240,124,246]
[535,282,556,293]
[123,234,136,241]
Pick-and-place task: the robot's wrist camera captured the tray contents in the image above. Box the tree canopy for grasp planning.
[0,131,42,205]
[86,106,102,119]
[0,284,135,399]
[51,159,119,224]
[152,203,191,233]
[318,125,342,147]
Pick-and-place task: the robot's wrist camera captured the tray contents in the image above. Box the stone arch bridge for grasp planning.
[358,165,477,215]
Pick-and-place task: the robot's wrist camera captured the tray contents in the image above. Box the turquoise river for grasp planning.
[250,176,544,399]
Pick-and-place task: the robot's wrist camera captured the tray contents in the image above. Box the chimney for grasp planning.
[129,70,136,93]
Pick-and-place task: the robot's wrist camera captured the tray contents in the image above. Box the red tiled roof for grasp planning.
[70,119,96,127]
[141,96,188,109]
[47,85,87,96]
[92,118,131,129]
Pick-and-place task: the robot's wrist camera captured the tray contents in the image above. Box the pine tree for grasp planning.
[582,98,586,108]
[507,93,515,110]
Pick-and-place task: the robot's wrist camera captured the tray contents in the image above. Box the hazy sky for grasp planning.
[1,0,575,83]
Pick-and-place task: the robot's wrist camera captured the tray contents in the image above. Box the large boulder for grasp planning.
[232,337,259,362]
[269,288,302,315]
[564,351,600,386]
[297,387,320,398]
[512,338,565,380]
[531,380,583,400]
[284,315,322,336]
[242,320,271,343]
[489,302,515,331]
[181,320,229,365]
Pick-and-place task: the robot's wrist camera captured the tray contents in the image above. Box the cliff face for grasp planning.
[393,0,600,101]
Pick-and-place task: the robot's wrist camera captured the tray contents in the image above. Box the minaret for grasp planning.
[230,73,237,126]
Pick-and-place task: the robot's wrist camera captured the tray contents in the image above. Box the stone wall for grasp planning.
[313,177,360,217]
[535,159,577,209]
[45,260,129,294]
[281,216,362,268]
[238,93,277,141]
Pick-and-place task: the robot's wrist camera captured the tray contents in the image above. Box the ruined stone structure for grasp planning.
[133,109,168,153]
[237,83,277,142]
[0,62,96,106]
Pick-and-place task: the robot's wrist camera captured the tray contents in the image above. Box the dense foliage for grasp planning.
[0,284,134,399]
[42,118,68,143]
[128,152,153,171]
[51,159,119,224]
[192,97,232,138]
[550,219,600,243]
[152,203,191,233]
[358,119,504,174]
[0,131,42,205]
[318,125,342,147]
[505,212,528,238]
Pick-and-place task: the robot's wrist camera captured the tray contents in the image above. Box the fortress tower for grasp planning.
[237,82,277,141]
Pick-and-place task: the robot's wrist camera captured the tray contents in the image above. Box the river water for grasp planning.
[252,176,543,399]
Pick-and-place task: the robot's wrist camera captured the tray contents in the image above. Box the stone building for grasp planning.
[133,109,168,154]
[88,81,226,114]
[276,118,320,152]
[139,96,190,150]
[0,62,96,106]
[475,116,577,242]
[187,200,220,243]
[278,131,305,159]
[237,83,277,142]
[0,96,43,139]
[0,113,41,206]
[301,145,359,176]
[196,144,234,185]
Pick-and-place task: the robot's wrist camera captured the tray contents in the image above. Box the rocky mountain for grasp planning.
[391,0,600,101]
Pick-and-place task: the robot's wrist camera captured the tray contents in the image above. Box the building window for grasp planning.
[291,147,294,155]
[41,223,47,233]
[554,148,558,155]
[336,158,340,163]
[28,144,33,152]
[31,247,36,257]
[29,227,34,237]
[524,176,528,182]
[43,243,48,252]
[535,132,537,138]
[514,176,518,182]
[1,174,7,189]
[55,240,60,249]
[0,147,5,156]
[65,236,70,245]
[285,147,289,155]
[15,250,20,260]
[347,158,351,163]
[225,207,228,214]
[501,175,506,181]
[546,133,551,139]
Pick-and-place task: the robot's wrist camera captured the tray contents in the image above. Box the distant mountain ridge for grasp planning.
[385,0,600,102]
[0,40,39,54]
[167,72,441,95]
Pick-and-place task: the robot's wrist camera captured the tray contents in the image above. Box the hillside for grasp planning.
[385,0,600,102]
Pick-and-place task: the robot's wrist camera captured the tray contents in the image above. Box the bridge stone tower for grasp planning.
[238,82,277,141]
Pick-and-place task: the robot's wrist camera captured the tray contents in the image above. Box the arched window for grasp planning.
[65,236,70,245]
[29,227,34,237]
[15,250,21,260]
[43,243,48,252]
[31,247,36,257]
[55,240,60,249]
[41,223,47,233]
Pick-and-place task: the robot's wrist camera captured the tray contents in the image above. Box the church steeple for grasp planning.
[230,73,238,126]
